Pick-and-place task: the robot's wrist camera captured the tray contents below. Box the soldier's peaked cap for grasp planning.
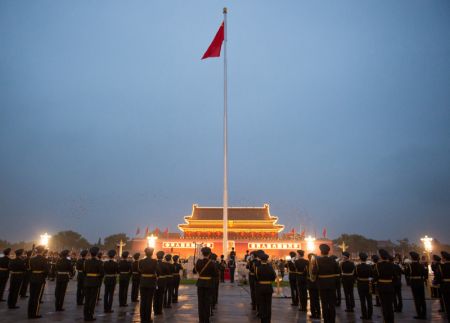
[3,248,11,255]
[432,254,441,262]
[90,246,99,256]
[342,251,350,258]
[260,253,269,261]
[144,247,154,255]
[15,249,24,256]
[108,249,116,258]
[289,251,296,257]
[319,244,330,254]
[297,250,305,257]
[173,255,179,261]
[60,249,70,257]
[156,251,165,259]
[164,254,172,261]
[409,251,420,260]
[441,251,450,260]
[359,252,368,261]
[378,249,390,260]
[201,247,211,256]
[133,253,140,260]
[80,249,89,257]
[35,245,45,253]
[121,251,129,258]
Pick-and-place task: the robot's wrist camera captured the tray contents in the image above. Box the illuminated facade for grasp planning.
[130,204,333,258]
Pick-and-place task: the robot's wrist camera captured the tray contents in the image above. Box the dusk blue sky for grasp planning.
[1,1,449,244]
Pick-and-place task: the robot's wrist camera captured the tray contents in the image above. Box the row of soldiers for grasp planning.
[246,245,450,323]
[0,245,184,322]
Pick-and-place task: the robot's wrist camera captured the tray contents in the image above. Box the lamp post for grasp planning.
[339,241,348,253]
[305,235,316,252]
[117,239,126,257]
[147,234,157,249]
[421,235,433,263]
[39,232,51,249]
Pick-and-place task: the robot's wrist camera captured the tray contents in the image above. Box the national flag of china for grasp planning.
[202,22,224,59]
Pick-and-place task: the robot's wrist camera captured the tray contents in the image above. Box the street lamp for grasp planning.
[421,235,433,262]
[305,235,316,252]
[147,234,157,249]
[39,233,51,248]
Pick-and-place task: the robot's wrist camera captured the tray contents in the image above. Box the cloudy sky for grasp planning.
[1,1,449,244]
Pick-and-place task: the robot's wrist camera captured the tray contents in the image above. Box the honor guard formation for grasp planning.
[0,244,449,322]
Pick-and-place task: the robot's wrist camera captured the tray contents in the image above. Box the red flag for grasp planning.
[164,228,169,236]
[145,226,149,236]
[154,227,160,235]
[300,230,306,238]
[202,22,224,59]
[322,228,327,238]
[136,227,140,236]
[291,228,295,235]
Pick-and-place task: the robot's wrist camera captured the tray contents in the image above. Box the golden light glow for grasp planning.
[305,235,316,252]
[39,232,51,248]
[421,235,433,253]
[147,234,157,248]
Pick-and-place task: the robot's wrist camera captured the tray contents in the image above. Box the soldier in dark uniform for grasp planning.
[286,251,299,306]
[96,251,103,303]
[20,250,32,298]
[355,252,373,320]
[228,254,236,283]
[431,255,445,313]
[371,254,381,307]
[307,253,321,319]
[246,251,258,311]
[83,246,104,321]
[210,253,220,312]
[138,247,158,323]
[392,254,403,312]
[311,244,340,323]
[76,249,88,305]
[340,251,355,312]
[7,249,26,309]
[27,245,49,319]
[404,251,427,319]
[330,254,341,306]
[373,249,397,323]
[163,254,174,308]
[436,251,450,321]
[0,247,11,302]
[103,249,118,313]
[172,255,183,303]
[153,250,168,315]
[255,253,276,323]
[131,252,140,303]
[54,249,74,311]
[219,255,226,283]
[194,246,218,323]
[295,249,309,311]
[118,251,131,307]
[48,252,56,281]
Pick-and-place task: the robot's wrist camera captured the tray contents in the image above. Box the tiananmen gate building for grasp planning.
[130,204,333,259]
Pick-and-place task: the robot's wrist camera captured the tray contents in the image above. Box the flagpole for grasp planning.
[222,7,229,258]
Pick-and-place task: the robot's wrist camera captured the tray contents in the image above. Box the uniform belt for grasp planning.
[120,272,130,274]
[132,272,140,274]
[318,274,339,278]
[0,268,8,271]
[141,274,156,278]
[258,281,273,284]
[104,274,117,277]
[159,275,170,278]
[32,271,44,274]
[10,271,24,274]
[410,276,423,279]
[249,273,255,276]
[443,279,450,282]
[358,278,370,281]
[86,273,101,277]
[378,279,392,283]
[57,272,71,275]
[198,277,212,280]
[342,273,354,276]
[77,270,83,273]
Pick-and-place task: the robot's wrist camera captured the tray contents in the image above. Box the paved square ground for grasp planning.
[0,280,447,322]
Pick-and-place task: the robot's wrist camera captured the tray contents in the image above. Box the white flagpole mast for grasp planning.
[223,7,229,258]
